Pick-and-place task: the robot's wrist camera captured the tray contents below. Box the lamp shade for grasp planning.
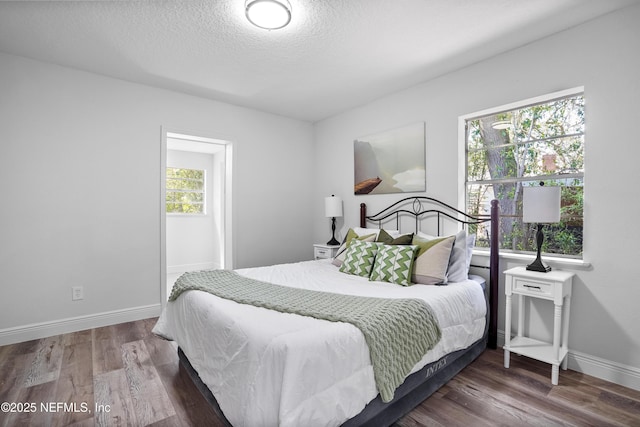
[523,186,561,223]
[324,195,343,218]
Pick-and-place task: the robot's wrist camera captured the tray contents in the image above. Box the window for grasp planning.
[465,90,584,258]
[166,167,205,214]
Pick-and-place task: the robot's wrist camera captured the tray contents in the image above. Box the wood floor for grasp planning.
[1,318,639,427]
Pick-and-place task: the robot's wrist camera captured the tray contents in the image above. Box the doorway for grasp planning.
[160,130,233,303]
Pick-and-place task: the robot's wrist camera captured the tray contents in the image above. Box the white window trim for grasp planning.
[458,86,586,259]
[472,248,591,269]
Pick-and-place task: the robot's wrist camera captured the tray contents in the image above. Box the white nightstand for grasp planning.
[313,244,340,260]
[503,266,575,385]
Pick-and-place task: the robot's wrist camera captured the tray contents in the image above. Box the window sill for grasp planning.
[471,249,592,270]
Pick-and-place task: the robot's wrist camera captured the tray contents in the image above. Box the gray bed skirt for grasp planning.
[177,336,486,427]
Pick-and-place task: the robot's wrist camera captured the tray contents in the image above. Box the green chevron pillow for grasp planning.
[332,229,377,267]
[339,239,381,277]
[369,244,419,286]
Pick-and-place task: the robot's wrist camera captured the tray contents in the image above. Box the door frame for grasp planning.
[160,128,234,305]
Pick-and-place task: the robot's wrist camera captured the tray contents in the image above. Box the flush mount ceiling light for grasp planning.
[245,0,292,30]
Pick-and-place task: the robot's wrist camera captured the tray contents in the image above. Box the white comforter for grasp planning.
[153,259,486,427]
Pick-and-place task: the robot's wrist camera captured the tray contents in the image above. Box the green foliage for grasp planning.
[166,167,205,214]
[466,95,584,257]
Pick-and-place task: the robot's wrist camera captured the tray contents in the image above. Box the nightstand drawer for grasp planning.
[313,244,340,260]
[513,277,552,297]
[315,247,332,258]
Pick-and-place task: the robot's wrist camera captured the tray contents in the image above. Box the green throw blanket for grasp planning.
[169,269,441,402]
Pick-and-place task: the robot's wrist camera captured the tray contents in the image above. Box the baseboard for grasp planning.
[0,304,161,346]
[567,349,640,391]
[497,330,640,392]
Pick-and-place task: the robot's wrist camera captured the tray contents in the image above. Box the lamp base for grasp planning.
[527,223,551,272]
[326,237,340,246]
[527,262,551,273]
[327,216,340,246]
[526,258,551,273]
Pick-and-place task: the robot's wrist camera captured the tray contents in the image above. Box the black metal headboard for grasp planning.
[359,196,500,349]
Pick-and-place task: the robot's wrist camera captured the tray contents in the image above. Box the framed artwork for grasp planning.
[354,122,426,195]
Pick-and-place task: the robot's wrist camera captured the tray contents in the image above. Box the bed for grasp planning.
[153,196,499,427]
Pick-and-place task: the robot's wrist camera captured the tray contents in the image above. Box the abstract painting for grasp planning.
[354,122,426,195]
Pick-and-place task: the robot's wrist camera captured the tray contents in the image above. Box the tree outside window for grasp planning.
[466,93,584,258]
[166,167,205,214]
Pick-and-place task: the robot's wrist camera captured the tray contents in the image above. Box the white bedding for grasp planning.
[153,259,486,427]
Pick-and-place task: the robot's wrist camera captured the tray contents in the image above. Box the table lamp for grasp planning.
[324,195,343,246]
[523,183,561,272]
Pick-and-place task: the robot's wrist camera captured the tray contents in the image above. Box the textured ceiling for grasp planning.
[0,0,638,122]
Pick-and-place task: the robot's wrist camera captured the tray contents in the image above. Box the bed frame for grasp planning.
[178,196,500,427]
[340,197,500,426]
[359,196,499,350]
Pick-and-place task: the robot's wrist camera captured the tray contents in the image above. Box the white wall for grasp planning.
[0,52,314,342]
[313,4,640,389]
[2,2,639,391]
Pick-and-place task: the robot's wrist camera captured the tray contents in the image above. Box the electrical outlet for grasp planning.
[72,286,84,301]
